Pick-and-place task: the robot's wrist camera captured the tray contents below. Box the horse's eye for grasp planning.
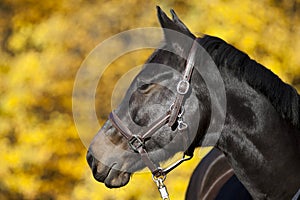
[139,84,150,90]
[138,83,155,93]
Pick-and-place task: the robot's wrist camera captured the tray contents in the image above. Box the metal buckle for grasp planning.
[176,80,190,95]
[128,135,144,153]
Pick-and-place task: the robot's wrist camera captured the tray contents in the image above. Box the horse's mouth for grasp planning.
[88,151,131,188]
[104,166,130,188]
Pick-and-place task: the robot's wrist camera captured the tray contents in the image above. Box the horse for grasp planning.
[186,147,252,200]
[86,6,300,199]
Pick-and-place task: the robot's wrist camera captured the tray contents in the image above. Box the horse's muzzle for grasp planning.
[86,149,130,188]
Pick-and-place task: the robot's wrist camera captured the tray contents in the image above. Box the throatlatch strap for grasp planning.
[168,39,198,126]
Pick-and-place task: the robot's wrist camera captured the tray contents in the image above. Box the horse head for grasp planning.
[86,7,214,188]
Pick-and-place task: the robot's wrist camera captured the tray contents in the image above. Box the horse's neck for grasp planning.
[216,72,300,199]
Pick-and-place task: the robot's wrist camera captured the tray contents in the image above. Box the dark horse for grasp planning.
[87,7,300,199]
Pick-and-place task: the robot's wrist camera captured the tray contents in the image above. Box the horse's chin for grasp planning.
[92,164,131,188]
[104,170,131,188]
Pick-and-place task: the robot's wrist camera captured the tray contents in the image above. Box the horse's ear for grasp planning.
[170,9,192,34]
[156,6,195,55]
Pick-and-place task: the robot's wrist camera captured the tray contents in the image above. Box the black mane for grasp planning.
[199,35,300,128]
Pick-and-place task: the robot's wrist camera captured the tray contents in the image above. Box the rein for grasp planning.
[109,38,199,200]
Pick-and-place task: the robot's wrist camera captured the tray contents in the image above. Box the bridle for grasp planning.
[108,38,199,200]
[109,38,198,199]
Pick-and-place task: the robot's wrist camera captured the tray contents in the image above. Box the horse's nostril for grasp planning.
[86,150,94,169]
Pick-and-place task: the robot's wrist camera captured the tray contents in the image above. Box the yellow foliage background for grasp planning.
[0,0,299,199]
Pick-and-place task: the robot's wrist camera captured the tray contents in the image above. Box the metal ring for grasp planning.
[178,121,188,130]
[152,170,166,182]
[177,80,190,95]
